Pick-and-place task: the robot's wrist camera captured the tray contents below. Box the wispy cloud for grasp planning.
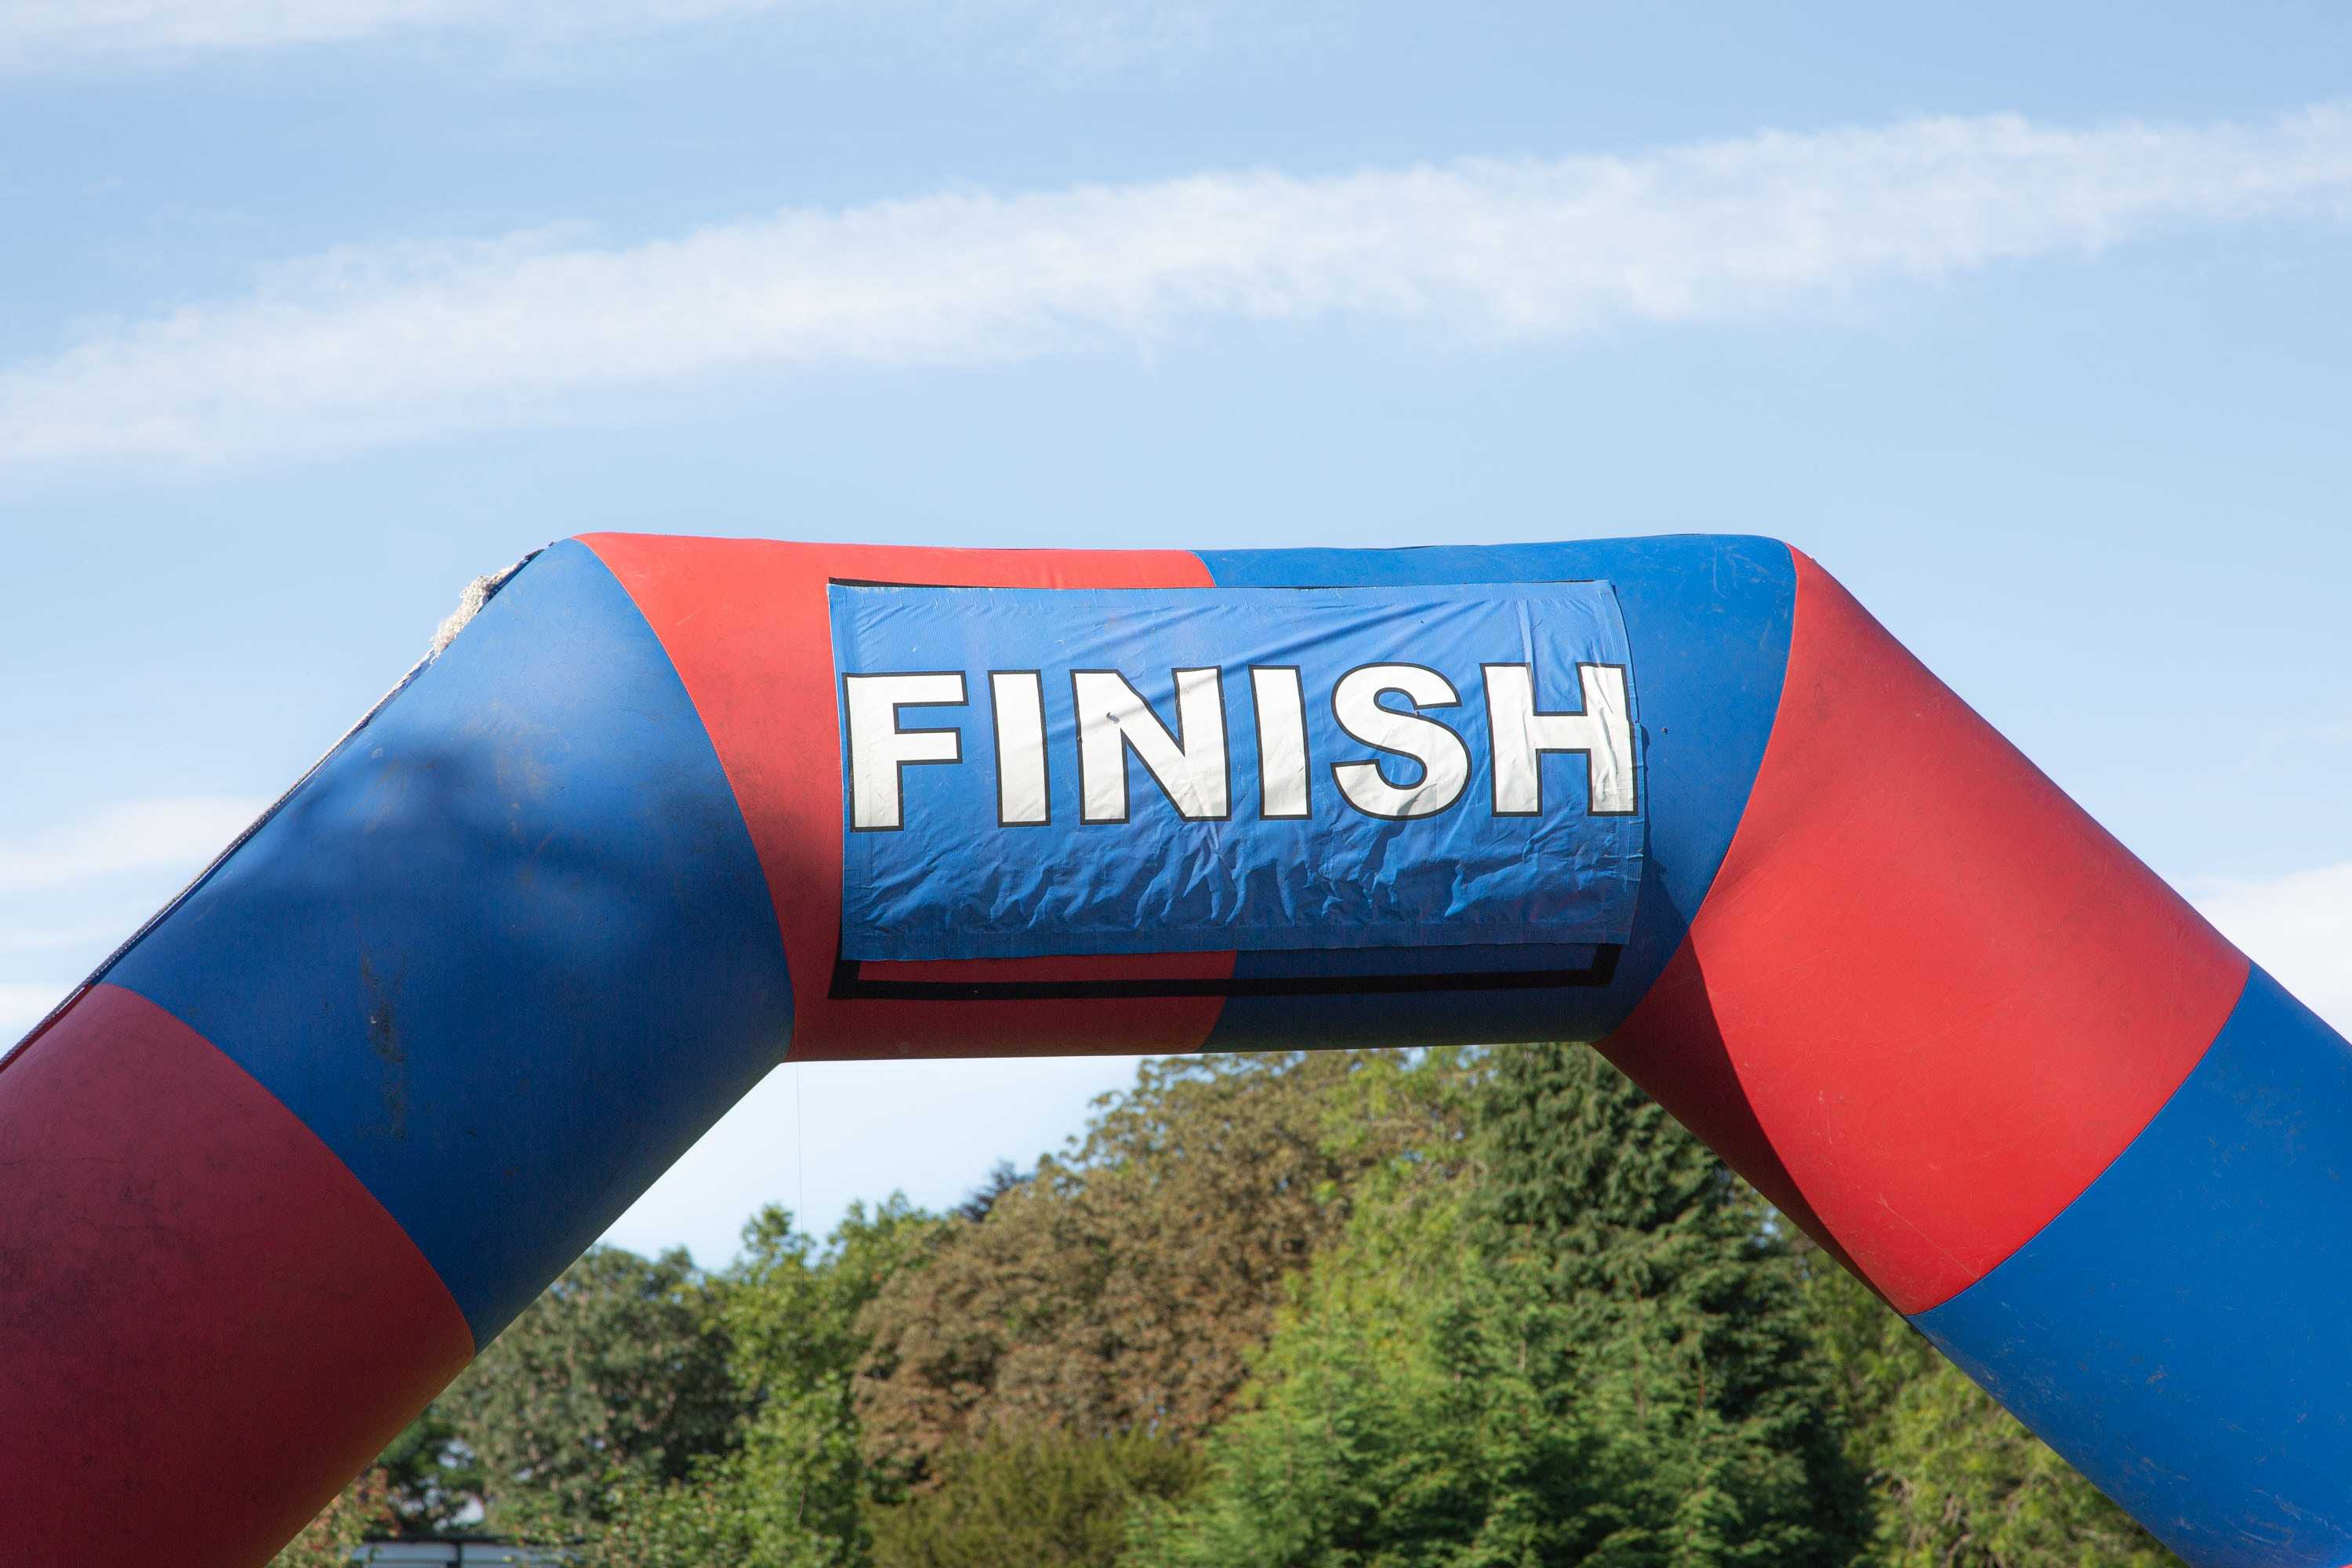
[2195,861,2352,1035]
[5,104,2348,468]
[0,0,1226,72]
[4,0,699,64]
[0,796,263,897]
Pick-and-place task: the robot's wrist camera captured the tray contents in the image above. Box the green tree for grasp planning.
[727,1196,949,1562]
[855,1049,1475,1485]
[455,1040,2183,1568]
[869,1429,1204,1568]
[376,1403,484,1536]
[1145,1044,1866,1568]
[270,1468,394,1568]
[578,1468,767,1568]
[1806,1264,2177,1568]
[449,1244,743,1535]
[1478,1042,1865,1567]
[1132,1139,1607,1568]
[583,1198,946,1568]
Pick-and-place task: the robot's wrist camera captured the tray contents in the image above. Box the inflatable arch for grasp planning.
[2,533,2344,1567]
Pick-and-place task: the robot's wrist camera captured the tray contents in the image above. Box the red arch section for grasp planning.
[1602,550,2248,1313]
[0,985,475,1567]
[581,534,1236,1062]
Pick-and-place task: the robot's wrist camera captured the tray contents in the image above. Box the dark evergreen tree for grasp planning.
[1142,1044,1867,1566]
[1127,1057,1559,1568]
[1478,1042,1867,1567]
[953,1160,1032,1225]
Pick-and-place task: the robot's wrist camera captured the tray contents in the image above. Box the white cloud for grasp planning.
[0,0,1226,71]
[0,795,263,896]
[2,0,778,64]
[2195,861,2352,1036]
[5,103,2347,470]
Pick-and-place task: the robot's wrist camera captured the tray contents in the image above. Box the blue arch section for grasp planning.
[108,542,793,1343]
[1196,535,1795,1048]
[1915,968,2352,1568]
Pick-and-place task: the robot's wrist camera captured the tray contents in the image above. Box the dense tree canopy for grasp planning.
[281,1044,2179,1568]
[268,1470,392,1567]
[1134,1041,1865,1567]
[450,1244,746,1533]
[853,1049,1472,1482]
[375,1403,481,1537]
[871,1430,1204,1568]
[1473,1042,1867,1566]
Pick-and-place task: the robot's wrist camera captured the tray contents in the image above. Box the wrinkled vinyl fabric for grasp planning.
[830,581,1642,960]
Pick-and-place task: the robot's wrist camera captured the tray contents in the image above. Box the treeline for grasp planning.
[275,1047,2178,1568]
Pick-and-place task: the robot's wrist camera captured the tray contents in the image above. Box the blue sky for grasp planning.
[4,1,2348,1267]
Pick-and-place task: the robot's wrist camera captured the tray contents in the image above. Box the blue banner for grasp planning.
[829,582,1642,960]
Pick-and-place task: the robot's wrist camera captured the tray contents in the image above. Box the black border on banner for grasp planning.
[827,944,1620,1001]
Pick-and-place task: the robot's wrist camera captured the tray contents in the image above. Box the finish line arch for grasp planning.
[2,532,2340,1568]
